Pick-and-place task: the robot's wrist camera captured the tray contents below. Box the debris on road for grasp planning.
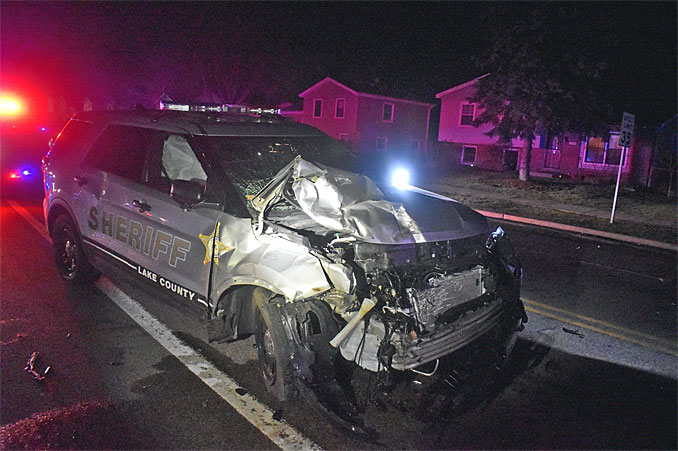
[562,327,585,338]
[24,352,49,381]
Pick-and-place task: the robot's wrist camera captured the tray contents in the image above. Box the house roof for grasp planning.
[435,74,489,99]
[299,77,434,108]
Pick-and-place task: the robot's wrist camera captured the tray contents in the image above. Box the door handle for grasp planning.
[132,199,152,213]
[73,175,87,186]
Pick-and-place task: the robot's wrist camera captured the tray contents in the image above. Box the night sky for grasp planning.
[2,1,676,127]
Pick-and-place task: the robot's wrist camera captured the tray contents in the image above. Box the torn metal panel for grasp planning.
[210,214,332,303]
[253,156,433,244]
[253,156,490,244]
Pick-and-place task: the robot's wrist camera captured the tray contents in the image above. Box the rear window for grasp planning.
[48,120,93,159]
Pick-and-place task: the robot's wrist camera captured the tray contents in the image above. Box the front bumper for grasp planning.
[392,295,506,370]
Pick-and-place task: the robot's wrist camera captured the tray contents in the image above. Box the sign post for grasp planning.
[610,112,635,223]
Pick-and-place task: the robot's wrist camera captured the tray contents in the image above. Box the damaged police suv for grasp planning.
[43,102,526,416]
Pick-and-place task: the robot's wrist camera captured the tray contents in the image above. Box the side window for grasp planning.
[313,99,323,118]
[382,103,394,122]
[48,120,93,158]
[376,136,388,152]
[84,125,154,182]
[146,133,207,193]
[461,145,477,164]
[460,103,475,126]
[335,99,345,118]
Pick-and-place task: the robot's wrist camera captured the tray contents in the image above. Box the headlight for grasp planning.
[391,168,410,190]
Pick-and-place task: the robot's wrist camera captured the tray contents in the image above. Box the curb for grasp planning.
[475,209,678,252]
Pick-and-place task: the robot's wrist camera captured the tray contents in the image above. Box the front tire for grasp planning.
[51,215,99,283]
[254,292,297,401]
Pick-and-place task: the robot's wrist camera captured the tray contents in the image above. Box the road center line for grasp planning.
[523,301,677,356]
[10,201,321,451]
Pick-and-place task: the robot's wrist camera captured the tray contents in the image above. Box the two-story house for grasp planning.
[436,75,651,183]
[283,77,434,155]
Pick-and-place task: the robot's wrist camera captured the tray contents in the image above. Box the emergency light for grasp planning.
[0,95,23,117]
[159,101,280,116]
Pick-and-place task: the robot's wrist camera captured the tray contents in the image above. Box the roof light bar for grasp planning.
[159,101,280,116]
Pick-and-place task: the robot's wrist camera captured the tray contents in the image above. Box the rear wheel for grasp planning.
[51,215,99,283]
[253,292,297,401]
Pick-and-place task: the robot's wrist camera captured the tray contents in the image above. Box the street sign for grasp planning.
[611,112,635,223]
[619,112,635,148]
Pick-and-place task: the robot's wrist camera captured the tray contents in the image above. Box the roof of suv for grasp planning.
[72,109,328,138]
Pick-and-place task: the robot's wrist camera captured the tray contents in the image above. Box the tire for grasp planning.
[253,292,297,401]
[51,215,100,283]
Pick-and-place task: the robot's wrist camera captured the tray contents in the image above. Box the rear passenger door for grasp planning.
[80,124,156,274]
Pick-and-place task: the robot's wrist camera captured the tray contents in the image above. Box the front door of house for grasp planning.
[543,148,561,169]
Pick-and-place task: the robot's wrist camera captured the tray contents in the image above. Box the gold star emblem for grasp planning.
[199,222,231,265]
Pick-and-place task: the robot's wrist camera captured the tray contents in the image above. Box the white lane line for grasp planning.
[96,278,321,451]
[8,200,52,242]
[10,201,322,451]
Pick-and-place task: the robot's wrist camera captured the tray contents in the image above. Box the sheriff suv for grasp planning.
[43,103,526,422]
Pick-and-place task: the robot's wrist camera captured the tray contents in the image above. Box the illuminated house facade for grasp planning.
[436,76,651,183]
[285,77,434,154]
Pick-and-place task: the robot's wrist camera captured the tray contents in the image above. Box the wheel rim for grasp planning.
[58,227,78,278]
[260,325,277,385]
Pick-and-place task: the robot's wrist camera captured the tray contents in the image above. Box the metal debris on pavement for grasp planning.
[562,327,585,338]
[24,351,48,381]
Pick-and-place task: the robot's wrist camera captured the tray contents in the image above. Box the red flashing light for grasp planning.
[0,95,23,117]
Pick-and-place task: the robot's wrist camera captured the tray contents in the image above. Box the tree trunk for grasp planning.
[519,133,534,181]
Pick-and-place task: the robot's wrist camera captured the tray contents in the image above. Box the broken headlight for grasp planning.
[486,227,522,281]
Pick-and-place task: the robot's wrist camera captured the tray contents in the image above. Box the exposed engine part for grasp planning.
[408,266,493,332]
[333,233,524,374]
[410,359,439,377]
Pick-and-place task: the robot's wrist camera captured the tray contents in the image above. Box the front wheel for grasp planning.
[254,293,297,401]
[51,215,99,283]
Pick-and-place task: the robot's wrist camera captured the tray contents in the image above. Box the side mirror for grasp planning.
[171,180,204,206]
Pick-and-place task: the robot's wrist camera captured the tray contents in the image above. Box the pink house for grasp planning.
[285,77,434,155]
[436,75,650,183]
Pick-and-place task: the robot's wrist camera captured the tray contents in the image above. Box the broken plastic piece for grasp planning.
[24,351,47,381]
[562,327,584,338]
[330,298,376,347]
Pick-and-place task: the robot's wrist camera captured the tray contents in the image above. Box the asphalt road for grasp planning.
[1,189,676,450]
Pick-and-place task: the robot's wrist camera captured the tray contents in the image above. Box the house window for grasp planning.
[410,140,420,152]
[382,103,394,122]
[313,99,322,118]
[585,137,606,163]
[460,103,475,126]
[339,133,349,141]
[461,146,477,165]
[604,133,625,165]
[583,133,627,167]
[376,136,388,151]
[335,99,345,118]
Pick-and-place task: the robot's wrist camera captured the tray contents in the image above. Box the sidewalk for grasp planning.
[432,182,677,251]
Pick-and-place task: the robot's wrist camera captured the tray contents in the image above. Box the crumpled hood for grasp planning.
[252,156,488,244]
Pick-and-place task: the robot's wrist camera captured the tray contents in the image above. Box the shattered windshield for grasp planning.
[196,136,359,206]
